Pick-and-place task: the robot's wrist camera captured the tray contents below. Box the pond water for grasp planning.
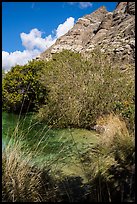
[2,111,99,174]
[2,112,18,149]
[2,112,40,150]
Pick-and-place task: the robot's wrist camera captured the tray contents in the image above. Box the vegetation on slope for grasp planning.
[3,50,134,132]
[2,49,135,202]
[37,49,134,132]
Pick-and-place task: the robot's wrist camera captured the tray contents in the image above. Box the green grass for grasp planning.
[2,112,99,179]
[2,112,135,202]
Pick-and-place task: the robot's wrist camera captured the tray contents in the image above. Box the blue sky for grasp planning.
[2,2,117,71]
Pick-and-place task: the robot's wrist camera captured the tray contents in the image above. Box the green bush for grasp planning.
[37,49,134,131]
[114,100,135,133]
[2,60,47,113]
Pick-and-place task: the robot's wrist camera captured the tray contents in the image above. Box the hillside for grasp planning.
[38,2,135,67]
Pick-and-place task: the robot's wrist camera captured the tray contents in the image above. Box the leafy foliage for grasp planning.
[37,49,134,131]
[2,60,47,113]
[2,49,134,131]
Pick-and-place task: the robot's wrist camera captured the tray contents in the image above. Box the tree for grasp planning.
[2,60,47,113]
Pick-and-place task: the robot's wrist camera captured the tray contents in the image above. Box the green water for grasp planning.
[2,112,62,154]
[2,111,99,176]
[2,112,19,148]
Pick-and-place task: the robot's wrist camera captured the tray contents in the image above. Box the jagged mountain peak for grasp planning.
[38,2,135,65]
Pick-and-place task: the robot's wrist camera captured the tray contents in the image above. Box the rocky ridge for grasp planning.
[39,2,135,65]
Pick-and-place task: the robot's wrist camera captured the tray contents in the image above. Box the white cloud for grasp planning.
[2,49,40,71]
[20,29,56,51]
[56,17,75,38]
[2,17,75,71]
[68,2,92,9]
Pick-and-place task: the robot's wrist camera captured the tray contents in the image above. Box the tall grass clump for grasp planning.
[37,49,134,132]
[2,139,42,202]
[81,114,135,202]
[3,112,93,202]
[2,119,61,202]
[2,113,135,202]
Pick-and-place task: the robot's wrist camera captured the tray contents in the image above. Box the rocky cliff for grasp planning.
[39,2,135,66]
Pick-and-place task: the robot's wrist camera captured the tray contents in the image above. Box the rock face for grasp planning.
[39,2,135,65]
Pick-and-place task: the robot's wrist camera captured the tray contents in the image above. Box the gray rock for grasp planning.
[127,2,135,15]
[93,125,106,134]
[38,2,135,66]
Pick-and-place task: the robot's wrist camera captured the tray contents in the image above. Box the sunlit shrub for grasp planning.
[37,49,134,131]
[2,60,47,113]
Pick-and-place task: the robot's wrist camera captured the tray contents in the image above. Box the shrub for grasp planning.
[37,49,134,131]
[2,60,47,113]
